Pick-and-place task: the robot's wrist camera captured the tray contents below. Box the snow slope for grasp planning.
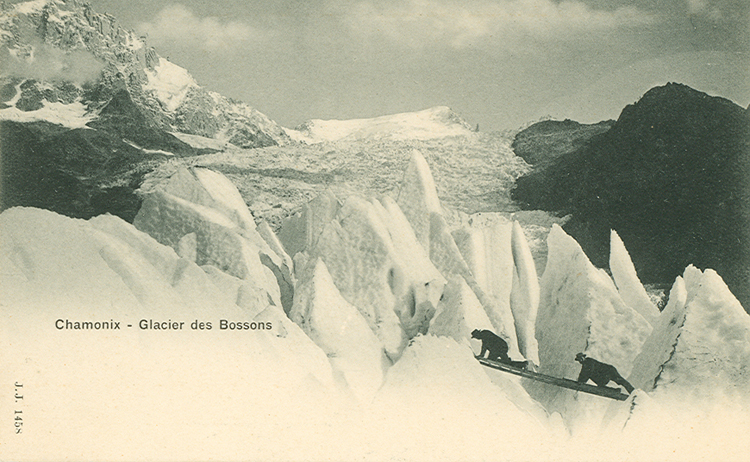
[371,335,556,461]
[0,207,346,460]
[143,57,199,113]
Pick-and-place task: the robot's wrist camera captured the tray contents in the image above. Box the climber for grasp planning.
[472,329,511,362]
[574,353,634,394]
[471,329,531,369]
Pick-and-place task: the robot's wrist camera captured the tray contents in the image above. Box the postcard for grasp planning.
[2,1,748,460]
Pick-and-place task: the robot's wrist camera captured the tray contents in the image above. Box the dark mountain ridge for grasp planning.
[1,119,159,221]
[512,83,750,311]
[511,118,614,166]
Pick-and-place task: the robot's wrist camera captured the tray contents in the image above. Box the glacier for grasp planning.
[2,122,750,461]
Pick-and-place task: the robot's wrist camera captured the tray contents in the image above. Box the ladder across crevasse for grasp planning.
[476,357,630,401]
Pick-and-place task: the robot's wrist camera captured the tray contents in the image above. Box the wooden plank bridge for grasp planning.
[476,357,631,401]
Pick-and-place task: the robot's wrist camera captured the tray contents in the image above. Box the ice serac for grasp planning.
[290,258,389,402]
[510,220,540,365]
[134,189,280,305]
[191,168,257,231]
[609,230,659,326]
[303,196,407,359]
[134,167,293,310]
[453,216,514,326]
[373,195,445,337]
[302,193,447,359]
[628,266,750,413]
[396,149,442,250]
[627,276,687,394]
[256,220,296,313]
[451,226,486,288]
[393,151,522,358]
[431,212,521,359]
[530,225,652,428]
[278,189,341,258]
[429,276,494,347]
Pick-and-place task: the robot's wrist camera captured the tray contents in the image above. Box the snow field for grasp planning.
[0,98,95,128]
[290,106,476,143]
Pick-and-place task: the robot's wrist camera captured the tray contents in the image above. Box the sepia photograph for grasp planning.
[1,0,749,460]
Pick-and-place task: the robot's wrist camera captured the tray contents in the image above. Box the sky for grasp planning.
[56,1,750,130]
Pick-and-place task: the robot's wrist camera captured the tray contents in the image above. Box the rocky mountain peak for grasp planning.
[512,82,750,312]
[1,0,289,148]
[614,82,747,135]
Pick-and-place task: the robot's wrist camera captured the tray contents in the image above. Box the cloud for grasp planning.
[345,0,656,48]
[138,4,266,52]
[1,41,104,84]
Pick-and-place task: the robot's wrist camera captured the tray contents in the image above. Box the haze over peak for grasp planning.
[289,106,476,144]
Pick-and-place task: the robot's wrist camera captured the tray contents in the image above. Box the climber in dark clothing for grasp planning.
[471,329,532,369]
[471,329,511,362]
[574,353,634,394]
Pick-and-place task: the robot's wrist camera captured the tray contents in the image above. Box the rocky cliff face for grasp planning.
[0,119,154,221]
[512,83,750,312]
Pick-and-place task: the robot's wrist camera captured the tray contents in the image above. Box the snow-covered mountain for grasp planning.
[0,0,289,148]
[287,106,477,143]
[0,0,298,221]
